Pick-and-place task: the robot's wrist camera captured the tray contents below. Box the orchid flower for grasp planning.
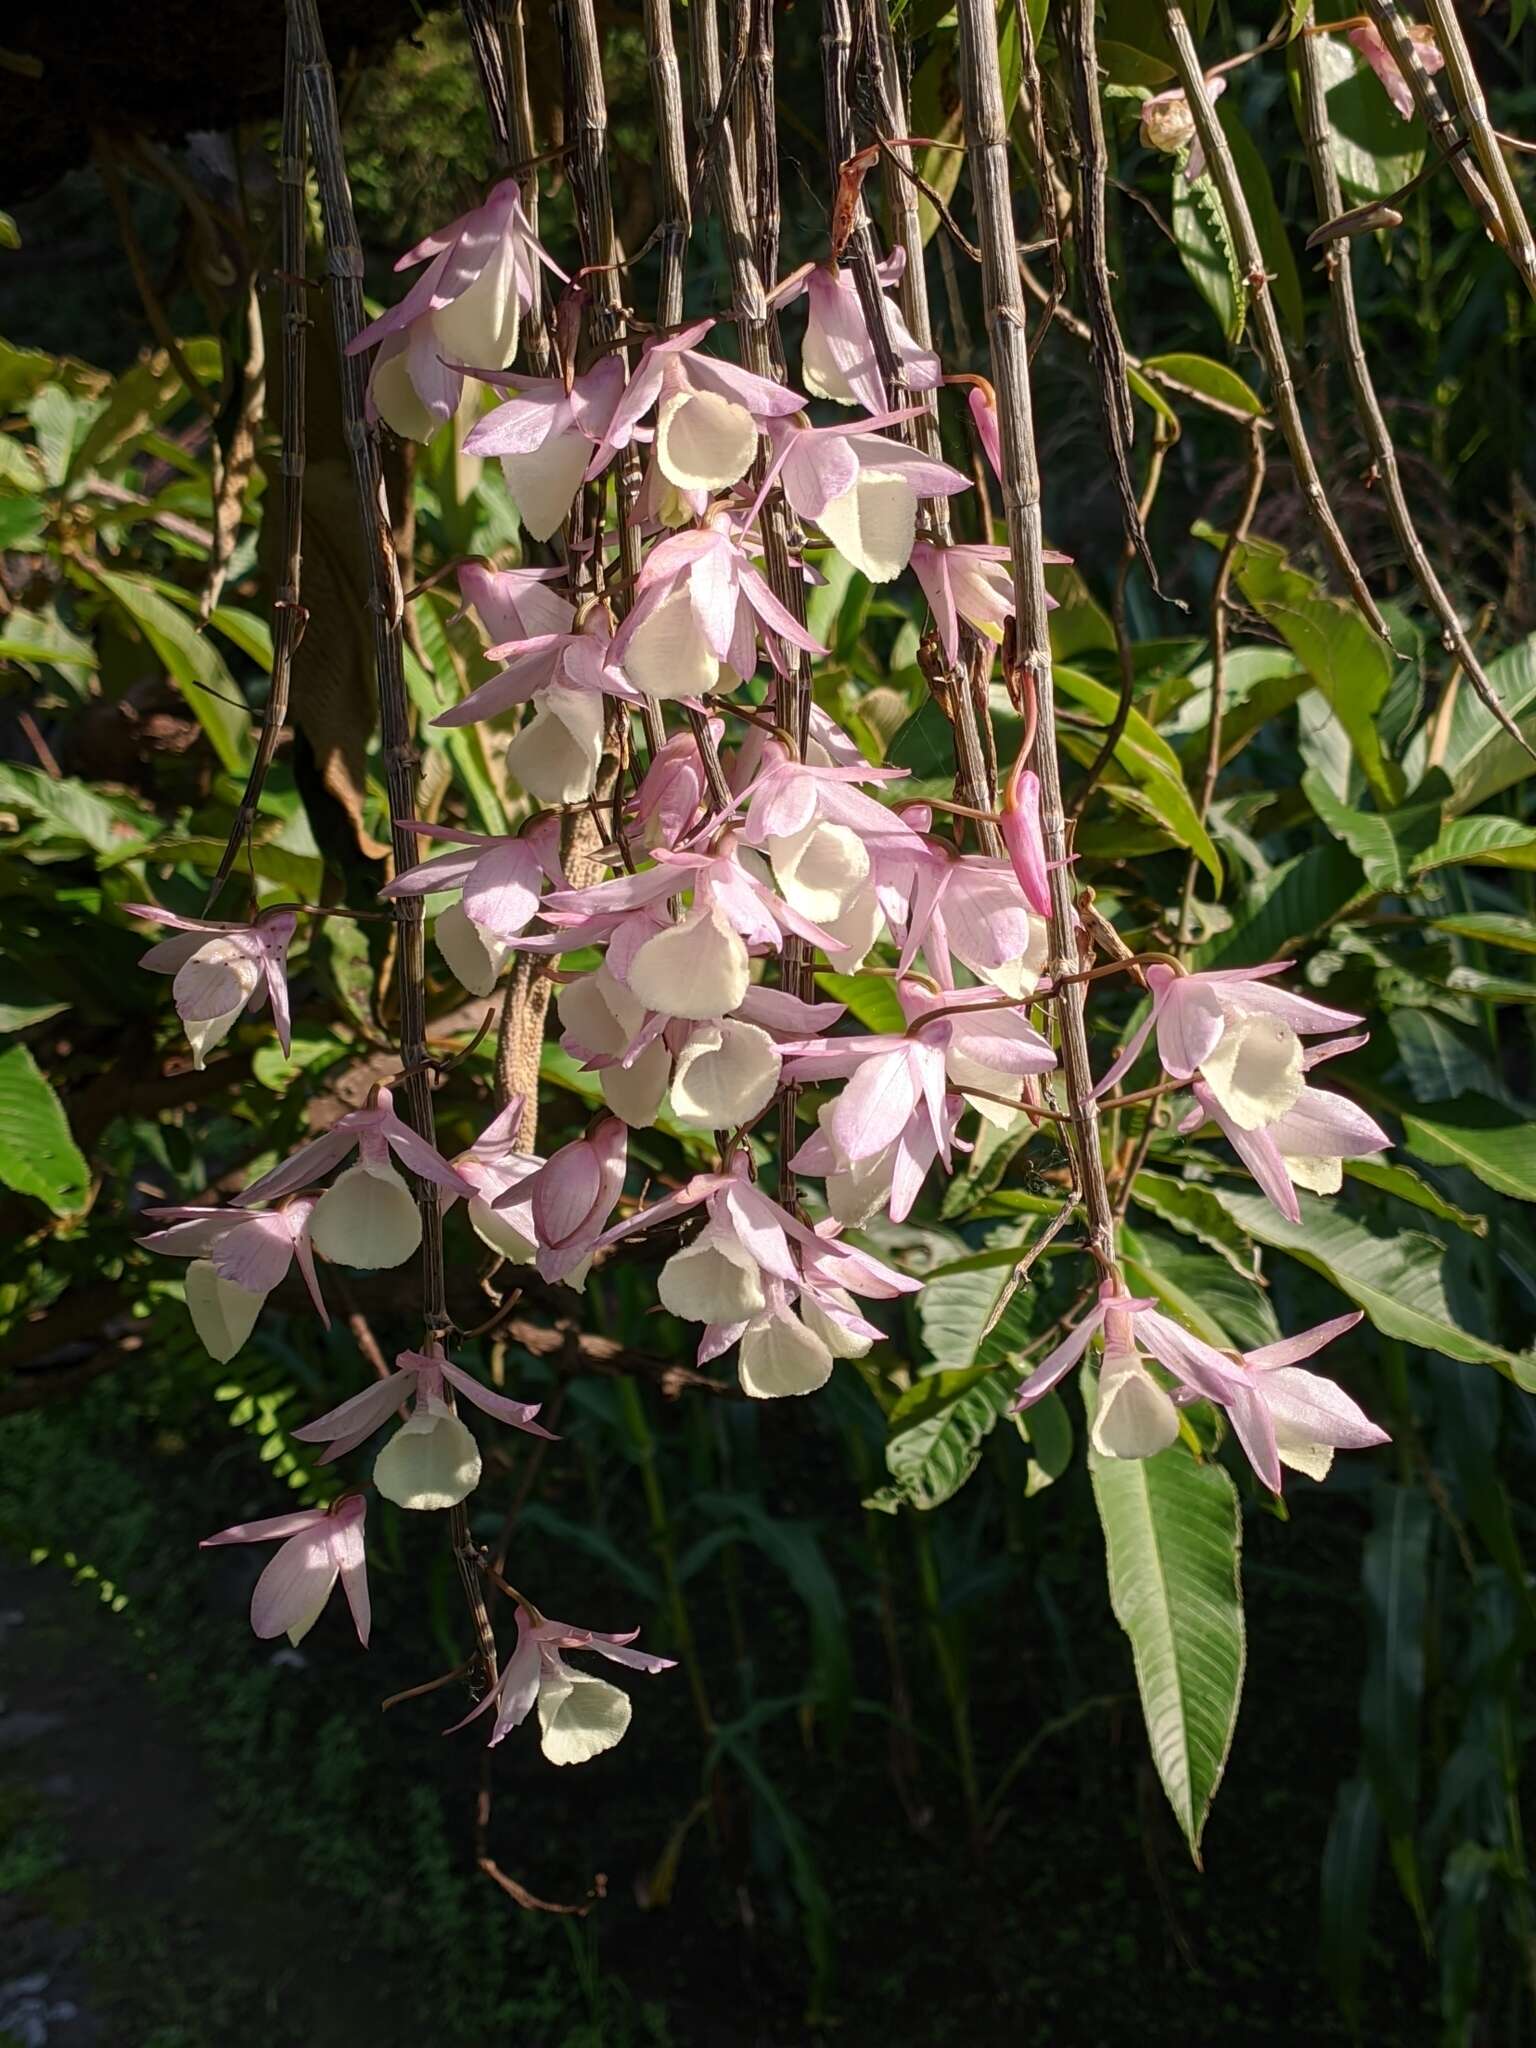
[1181,1038,1391,1224]
[886,823,1048,997]
[910,540,1067,665]
[1347,21,1443,120]
[495,1116,627,1284]
[1013,1281,1280,1483]
[292,1346,555,1512]
[1215,1311,1389,1481]
[382,813,566,997]
[592,1157,918,1392]
[763,411,969,584]
[445,1095,544,1266]
[1139,76,1227,182]
[348,181,566,440]
[461,356,626,539]
[966,381,1003,482]
[783,981,1056,1221]
[628,721,718,848]
[241,1084,474,1271]
[610,515,826,699]
[458,559,574,645]
[1093,962,1365,1136]
[594,317,803,494]
[453,1606,676,1762]
[201,1496,370,1647]
[125,903,296,1068]
[140,1194,326,1362]
[767,254,940,414]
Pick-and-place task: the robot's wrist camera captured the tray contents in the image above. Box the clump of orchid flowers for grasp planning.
[125,160,1393,1772]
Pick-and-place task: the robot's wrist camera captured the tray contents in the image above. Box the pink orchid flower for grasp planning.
[496,1116,628,1284]
[461,356,627,540]
[292,1346,555,1515]
[966,381,1003,482]
[1181,1035,1390,1223]
[1139,76,1227,182]
[1013,1280,1279,1483]
[458,559,574,647]
[910,540,1067,666]
[139,1193,326,1362]
[1093,961,1364,1137]
[125,903,296,1069]
[783,980,1056,1221]
[1000,746,1052,918]
[1347,21,1443,120]
[240,1084,473,1273]
[382,813,565,997]
[610,515,826,699]
[446,1096,547,1264]
[628,720,719,848]
[591,1156,918,1391]
[594,316,804,494]
[767,253,940,414]
[348,181,567,441]
[201,1495,370,1647]
[886,827,1047,997]
[453,1606,676,1762]
[760,409,969,584]
[1213,1311,1389,1482]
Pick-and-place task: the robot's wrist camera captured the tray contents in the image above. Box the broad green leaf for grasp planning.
[1436,633,1536,813]
[1173,169,1244,343]
[813,971,905,1035]
[1400,1097,1536,1203]
[1429,911,1536,954]
[867,1367,1015,1513]
[1089,1403,1245,1863]
[1196,839,1364,969]
[1197,530,1401,807]
[1120,1222,1279,1351]
[1320,1778,1382,2025]
[1343,1157,1487,1237]
[1212,1187,1535,1385]
[1292,31,1423,204]
[693,1492,850,1737]
[1099,39,1175,85]
[1130,1171,1265,1274]
[0,997,71,1033]
[402,637,507,838]
[0,762,155,854]
[1140,352,1265,417]
[1413,814,1536,873]
[0,496,45,549]
[1055,666,1222,885]
[0,1043,92,1215]
[1301,768,1446,890]
[919,1240,1045,1367]
[1360,1485,1432,1932]
[1126,364,1181,434]
[1218,102,1304,342]
[87,567,251,774]
[1016,1388,1074,1495]
[0,603,97,674]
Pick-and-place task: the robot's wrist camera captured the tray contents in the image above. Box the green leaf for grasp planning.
[406,594,508,835]
[1400,1096,1536,1203]
[1320,1778,1381,2025]
[1196,840,1364,969]
[1211,1187,1535,1384]
[867,1367,1016,1513]
[0,762,155,855]
[1293,30,1424,205]
[1301,768,1446,891]
[1055,666,1222,885]
[1015,1388,1074,1495]
[1436,633,1536,813]
[1119,1222,1279,1351]
[1140,352,1265,417]
[1130,1171,1266,1274]
[1428,911,1536,954]
[1173,169,1244,344]
[919,1242,1045,1368]
[1359,1485,1432,1933]
[1342,1157,1487,1237]
[0,495,45,549]
[86,567,252,774]
[1089,1406,1245,1863]
[1197,530,1401,808]
[1218,101,1304,342]
[813,971,905,1035]
[693,1492,850,1736]
[0,603,98,674]
[0,1043,92,1215]
[1412,814,1536,874]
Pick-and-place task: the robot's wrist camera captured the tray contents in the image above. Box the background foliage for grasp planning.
[3,1,1536,2042]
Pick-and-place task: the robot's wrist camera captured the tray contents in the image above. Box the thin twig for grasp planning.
[289,0,499,1690]
[206,35,309,910]
[1160,0,1389,639]
[1059,0,1164,596]
[1419,0,1536,300]
[954,0,1120,1282]
[1176,419,1267,949]
[1295,21,1534,762]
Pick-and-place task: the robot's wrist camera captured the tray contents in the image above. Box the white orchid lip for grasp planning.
[1198,1013,1305,1132]
[310,1161,422,1271]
